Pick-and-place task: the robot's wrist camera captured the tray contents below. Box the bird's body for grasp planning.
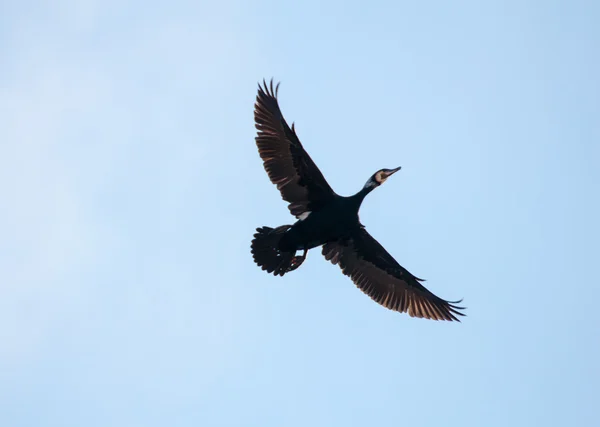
[251,79,465,321]
[280,195,362,252]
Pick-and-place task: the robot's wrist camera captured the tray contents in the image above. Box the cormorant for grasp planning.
[251,80,465,322]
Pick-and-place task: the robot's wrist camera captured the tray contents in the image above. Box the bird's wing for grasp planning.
[254,79,336,217]
[322,228,465,321]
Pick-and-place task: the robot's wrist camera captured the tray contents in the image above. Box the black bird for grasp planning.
[251,80,465,321]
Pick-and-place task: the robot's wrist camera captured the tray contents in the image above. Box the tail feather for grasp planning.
[251,226,296,276]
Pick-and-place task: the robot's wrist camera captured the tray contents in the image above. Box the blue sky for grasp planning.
[1,0,599,425]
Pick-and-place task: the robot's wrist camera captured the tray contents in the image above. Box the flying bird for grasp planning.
[251,80,465,321]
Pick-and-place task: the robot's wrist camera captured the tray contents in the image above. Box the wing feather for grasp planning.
[254,79,336,217]
[322,228,465,322]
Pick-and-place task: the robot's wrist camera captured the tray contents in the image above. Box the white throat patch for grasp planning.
[298,211,311,221]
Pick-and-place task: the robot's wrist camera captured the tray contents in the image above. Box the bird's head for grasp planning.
[364,166,401,190]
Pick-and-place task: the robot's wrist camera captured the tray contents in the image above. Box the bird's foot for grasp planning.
[287,250,307,272]
[288,256,305,271]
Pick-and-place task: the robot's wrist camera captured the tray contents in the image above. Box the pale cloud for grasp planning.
[0,0,251,367]
[0,42,112,365]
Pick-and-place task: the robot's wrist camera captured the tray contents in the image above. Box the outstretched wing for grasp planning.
[254,79,336,217]
[322,228,465,321]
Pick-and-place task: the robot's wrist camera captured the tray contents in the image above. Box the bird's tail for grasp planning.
[251,225,297,276]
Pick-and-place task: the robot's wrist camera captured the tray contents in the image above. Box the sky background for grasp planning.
[1,0,599,426]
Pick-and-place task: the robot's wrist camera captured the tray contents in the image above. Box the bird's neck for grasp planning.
[350,184,375,208]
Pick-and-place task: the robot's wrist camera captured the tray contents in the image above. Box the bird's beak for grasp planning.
[384,166,401,179]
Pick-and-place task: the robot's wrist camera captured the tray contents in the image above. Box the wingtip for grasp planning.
[257,78,281,98]
[447,298,467,310]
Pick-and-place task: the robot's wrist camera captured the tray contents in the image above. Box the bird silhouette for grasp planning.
[251,80,465,321]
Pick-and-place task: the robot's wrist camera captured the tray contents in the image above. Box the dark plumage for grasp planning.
[251,79,465,322]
